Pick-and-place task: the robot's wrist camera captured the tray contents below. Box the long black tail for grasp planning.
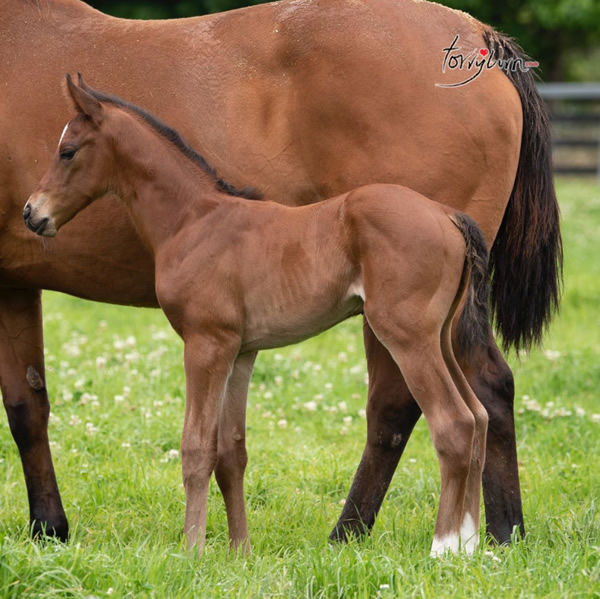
[483,29,563,352]
[452,213,490,359]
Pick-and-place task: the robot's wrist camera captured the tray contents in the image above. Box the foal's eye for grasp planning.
[59,148,77,161]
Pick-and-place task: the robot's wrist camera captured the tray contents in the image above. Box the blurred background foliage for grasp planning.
[88,0,600,81]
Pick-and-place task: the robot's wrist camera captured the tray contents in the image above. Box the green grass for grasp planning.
[0,178,599,597]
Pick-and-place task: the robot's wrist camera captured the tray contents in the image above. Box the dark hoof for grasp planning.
[30,518,69,542]
[328,521,369,544]
[486,522,525,546]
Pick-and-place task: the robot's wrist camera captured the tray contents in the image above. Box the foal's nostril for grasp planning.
[23,203,32,222]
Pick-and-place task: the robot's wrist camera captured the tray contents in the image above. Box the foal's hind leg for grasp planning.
[215,351,257,553]
[366,307,476,555]
[441,320,488,553]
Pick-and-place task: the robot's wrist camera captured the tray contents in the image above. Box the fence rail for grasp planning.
[537,83,600,182]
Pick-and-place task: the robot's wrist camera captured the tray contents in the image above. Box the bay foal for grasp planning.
[25,76,490,556]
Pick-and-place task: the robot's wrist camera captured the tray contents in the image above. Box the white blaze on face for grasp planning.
[58,123,70,146]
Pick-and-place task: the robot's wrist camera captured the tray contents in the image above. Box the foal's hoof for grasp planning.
[30,518,69,543]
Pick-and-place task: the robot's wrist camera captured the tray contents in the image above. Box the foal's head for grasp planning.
[24,74,119,237]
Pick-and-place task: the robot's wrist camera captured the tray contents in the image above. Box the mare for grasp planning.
[1,0,560,544]
[25,76,491,555]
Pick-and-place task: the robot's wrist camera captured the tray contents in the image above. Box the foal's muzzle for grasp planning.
[23,197,57,237]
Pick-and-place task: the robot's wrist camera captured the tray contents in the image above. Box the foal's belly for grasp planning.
[241,295,363,352]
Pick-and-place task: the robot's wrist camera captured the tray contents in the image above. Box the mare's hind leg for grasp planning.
[366,308,475,555]
[331,324,523,546]
[181,334,239,553]
[0,288,68,540]
[463,332,524,544]
[215,351,257,553]
[329,321,421,542]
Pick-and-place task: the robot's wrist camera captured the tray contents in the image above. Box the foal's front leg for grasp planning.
[181,335,239,553]
[215,351,257,553]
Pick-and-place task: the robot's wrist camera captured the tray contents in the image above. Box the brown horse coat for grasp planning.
[26,78,491,554]
[1,0,559,543]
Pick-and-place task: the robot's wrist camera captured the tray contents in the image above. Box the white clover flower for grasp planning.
[303,401,318,412]
[96,356,107,369]
[277,419,288,429]
[543,349,561,361]
[165,449,179,461]
[85,422,98,434]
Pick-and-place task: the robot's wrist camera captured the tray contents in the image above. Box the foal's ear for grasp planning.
[65,73,104,127]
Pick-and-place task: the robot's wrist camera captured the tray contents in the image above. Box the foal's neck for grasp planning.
[111,114,230,252]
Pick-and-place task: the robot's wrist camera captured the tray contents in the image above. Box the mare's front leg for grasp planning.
[214,351,257,553]
[181,334,240,553]
[0,288,68,540]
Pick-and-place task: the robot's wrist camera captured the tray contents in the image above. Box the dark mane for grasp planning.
[79,78,261,201]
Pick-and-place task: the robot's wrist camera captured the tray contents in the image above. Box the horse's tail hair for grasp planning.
[483,28,562,352]
[450,212,490,359]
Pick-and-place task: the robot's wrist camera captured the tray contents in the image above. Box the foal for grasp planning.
[25,75,490,556]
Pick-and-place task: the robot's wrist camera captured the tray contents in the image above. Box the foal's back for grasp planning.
[161,184,461,353]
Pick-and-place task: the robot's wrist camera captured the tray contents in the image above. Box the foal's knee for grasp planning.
[215,440,247,492]
[181,443,218,488]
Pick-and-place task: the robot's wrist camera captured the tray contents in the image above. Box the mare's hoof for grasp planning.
[30,518,69,543]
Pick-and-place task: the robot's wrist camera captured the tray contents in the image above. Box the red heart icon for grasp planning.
[480,48,489,56]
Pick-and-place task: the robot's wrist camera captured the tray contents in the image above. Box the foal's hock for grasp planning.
[25,75,490,556]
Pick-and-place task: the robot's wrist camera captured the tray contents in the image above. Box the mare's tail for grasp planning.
[450,213,490,359]
[483,29,562,351]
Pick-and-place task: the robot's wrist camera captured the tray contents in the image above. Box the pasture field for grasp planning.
[0,179,598,598]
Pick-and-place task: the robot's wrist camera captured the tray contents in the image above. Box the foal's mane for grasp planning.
[80,81,261,200]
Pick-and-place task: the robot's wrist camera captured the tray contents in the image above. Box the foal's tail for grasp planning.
[450,213,490,359]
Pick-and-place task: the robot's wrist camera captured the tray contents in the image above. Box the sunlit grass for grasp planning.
[0,178,598,597]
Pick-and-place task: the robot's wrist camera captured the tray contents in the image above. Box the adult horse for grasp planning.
[1,0,560,544]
